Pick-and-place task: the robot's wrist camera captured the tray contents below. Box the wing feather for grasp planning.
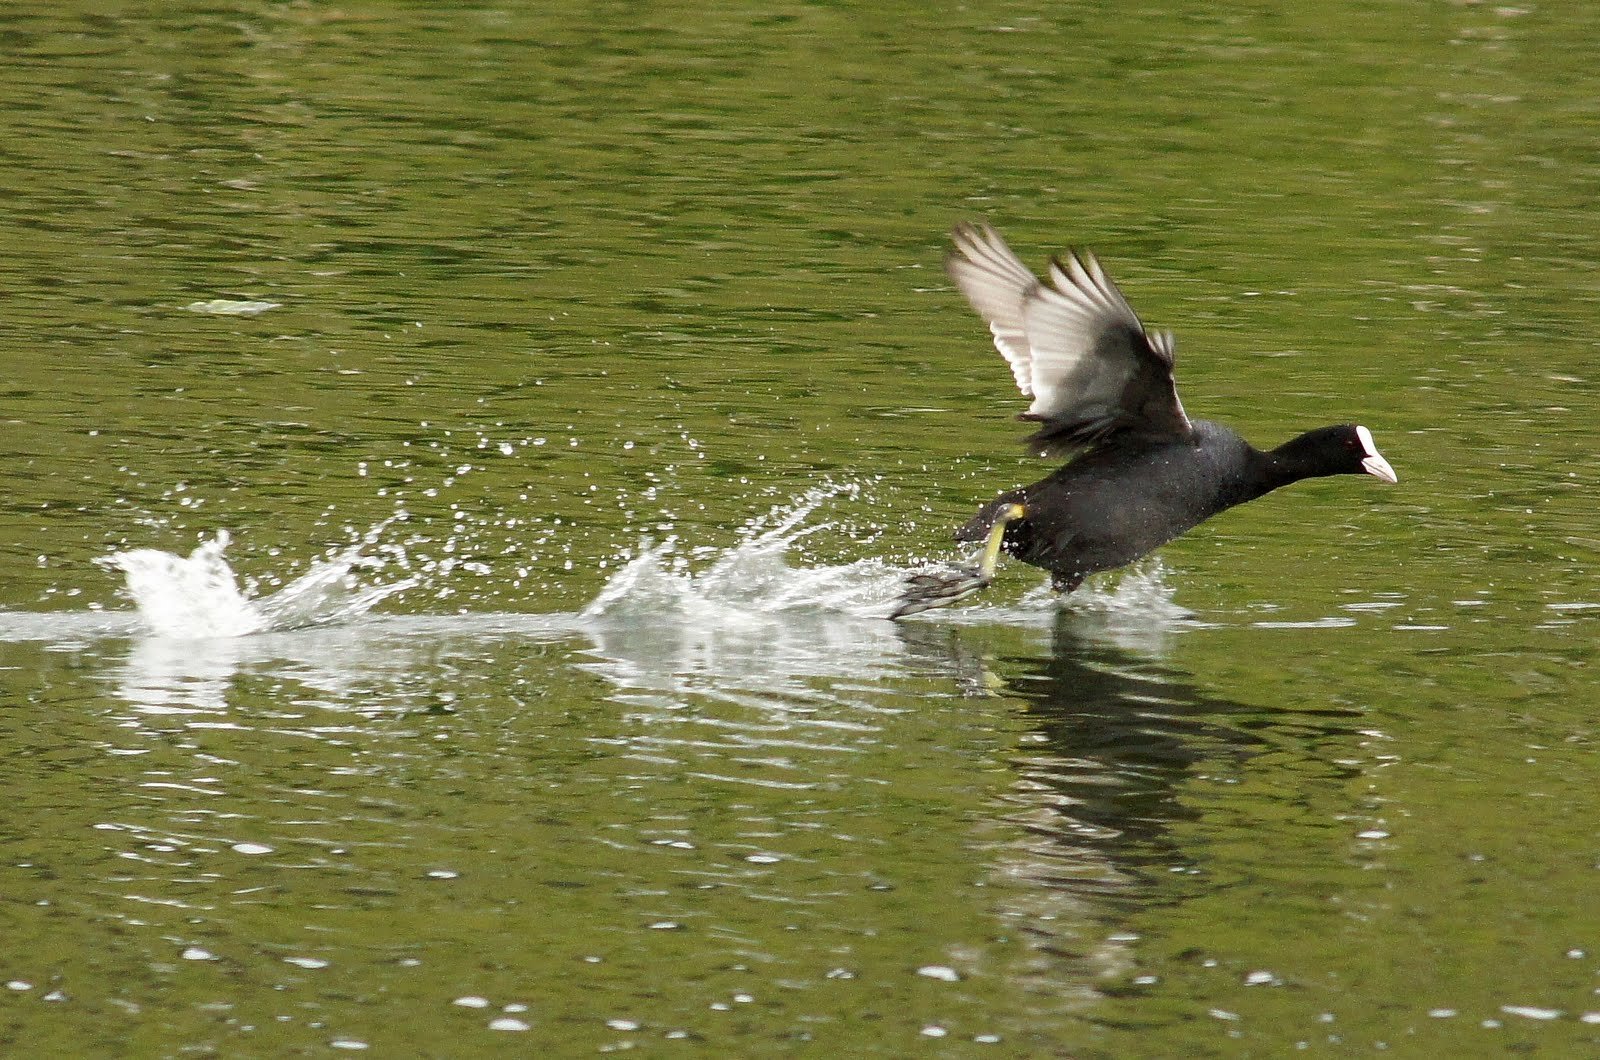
[944,225,1192,455]
[945,222,1041,397]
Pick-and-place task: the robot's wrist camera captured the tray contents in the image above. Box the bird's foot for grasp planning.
[890,565,993,619]
[890,502,1025,620]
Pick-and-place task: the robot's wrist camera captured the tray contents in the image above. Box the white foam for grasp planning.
[106,531,266,638]
[105,522,416,640]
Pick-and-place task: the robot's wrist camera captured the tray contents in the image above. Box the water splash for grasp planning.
[257,518,419,631]
[583,484,906,623]
[1051,558,1189,622]
[583,481,1197,633]
[104,522,416,639]
[578,486,912,693]
[1047,559,1194,654]
[96,481,1190,645]
[105,531,265,638]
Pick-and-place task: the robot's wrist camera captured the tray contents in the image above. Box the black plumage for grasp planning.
[892,223,1396,618]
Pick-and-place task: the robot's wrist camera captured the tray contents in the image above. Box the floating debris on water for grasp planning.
[185,298,282,315]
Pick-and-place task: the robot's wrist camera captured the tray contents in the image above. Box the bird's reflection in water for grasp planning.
[899,613,1363,1014]
[1004,621,1258,890]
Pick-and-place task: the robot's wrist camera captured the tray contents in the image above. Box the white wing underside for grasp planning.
[945,223,1189,441]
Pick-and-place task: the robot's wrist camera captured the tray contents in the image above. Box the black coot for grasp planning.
[894,223,1397,619]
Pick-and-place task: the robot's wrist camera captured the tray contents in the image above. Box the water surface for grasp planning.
[3,1,1600,1055]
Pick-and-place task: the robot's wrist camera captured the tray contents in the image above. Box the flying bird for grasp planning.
[893,222,1397,619]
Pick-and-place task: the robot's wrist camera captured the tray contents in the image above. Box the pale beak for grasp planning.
[1362,453,1398,484]
[1355,425,1398,484]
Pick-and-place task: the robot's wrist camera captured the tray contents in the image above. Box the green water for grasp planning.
[4,1,1600,1055]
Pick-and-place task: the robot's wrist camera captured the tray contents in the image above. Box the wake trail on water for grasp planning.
[97,484,1185,640]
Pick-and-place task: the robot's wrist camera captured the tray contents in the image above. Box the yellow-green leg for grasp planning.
[891,503,1026,619]
[975,502,1025,580]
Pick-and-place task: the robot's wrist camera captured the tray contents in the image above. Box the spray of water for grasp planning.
[103,518,417,639]
[583,484,908,622]
[99,483,1186,641]
[104,531,266,638]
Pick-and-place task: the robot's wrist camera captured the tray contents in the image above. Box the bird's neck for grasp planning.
[1257,432,1344,493]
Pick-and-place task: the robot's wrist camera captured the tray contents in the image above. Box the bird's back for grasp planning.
[962,421,1266,579]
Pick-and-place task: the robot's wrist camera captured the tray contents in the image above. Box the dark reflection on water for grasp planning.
[1005,617,1363,888]
[896,614,1373,1019]
[1005,620,1269,891]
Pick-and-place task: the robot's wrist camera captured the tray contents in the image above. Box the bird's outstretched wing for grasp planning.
[945,222,1192,455]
